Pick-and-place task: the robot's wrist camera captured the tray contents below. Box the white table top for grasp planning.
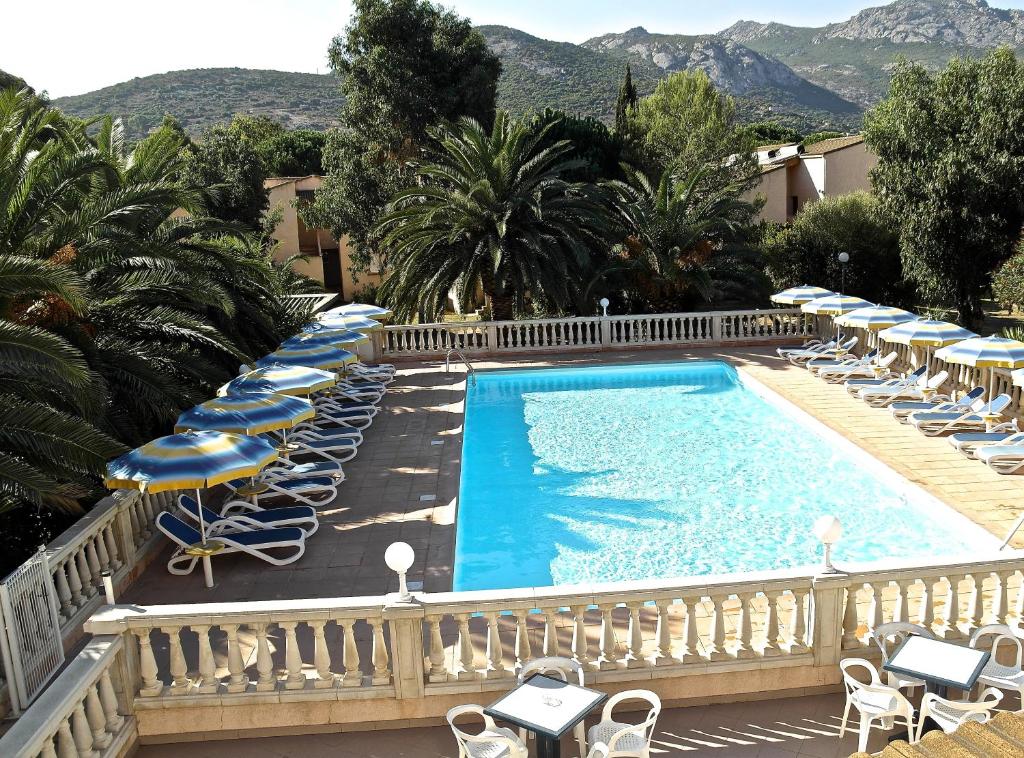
[884,635,990,689]
[485,674,607,738]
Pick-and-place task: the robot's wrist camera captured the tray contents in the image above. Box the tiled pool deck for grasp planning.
[135,691,901,757]
[123,345,1024,607]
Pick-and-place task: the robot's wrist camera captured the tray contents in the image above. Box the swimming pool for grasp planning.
[454,361,994,591]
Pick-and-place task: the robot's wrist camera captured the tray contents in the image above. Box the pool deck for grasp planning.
[122,346,1024,607]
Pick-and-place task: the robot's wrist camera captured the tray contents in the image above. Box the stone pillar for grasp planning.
[383,598,426,700]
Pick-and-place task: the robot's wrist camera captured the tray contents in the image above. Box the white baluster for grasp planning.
[164,625,190,693]
[76,549,95,597]
[340,619,362,687]
[965,574,981,635]
[103,524,122,571]
[484,612,507,678]
[735,594,755,659]
[98,669,124,731]
[310,620,335,689]
[682,597,702,662]
[136,627,162,696]
[596,604,618,670]
[56,719,76,758]
[85,683,110,749]
[40,735,58,758]
[869,582,885,631]
[946,575,963,639]
[54,564,73,622]
[280,621,305,690]
[542,608,560,657]
[653,600,676,665]
[623,602,646,668]
[709,597,729,661]
[194,624,219,693]
[920,577,936,632]
[71,701,96,758]
[427,615,448,683]
[762,593,781,657]
[370,617,391,685]
[224,623,250,693]
[791,590,809,654]
[255,623,276,692]
[67,556,85,606]
[514,611,532,671]
[570,605,592,669]
[455,613,478,680]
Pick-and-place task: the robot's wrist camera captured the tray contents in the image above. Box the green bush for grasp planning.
[992,243,1024,312]
[762,192,915,306]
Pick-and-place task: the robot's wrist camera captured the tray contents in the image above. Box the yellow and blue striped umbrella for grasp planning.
[256,345,356,370]
[281,329,368,350]
[877,319,976,348]
[104,430,278,494]
[800,294,873,315]
[936,335,1024,406]
[220,365,337,397]
[770,285,834,305]
[174,393,315,435]
[935,335,1024,369]
[835,305,916,331]
[310,314,383,332]
[324,303,392,321]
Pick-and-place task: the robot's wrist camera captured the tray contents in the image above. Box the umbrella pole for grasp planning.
[196,487,215,589]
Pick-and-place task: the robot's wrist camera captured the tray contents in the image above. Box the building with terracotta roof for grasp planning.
[745,135,877,223]
[264,175,381,297]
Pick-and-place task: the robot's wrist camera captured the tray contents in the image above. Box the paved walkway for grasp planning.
[135,691,891,758]
[123,346,1024,606]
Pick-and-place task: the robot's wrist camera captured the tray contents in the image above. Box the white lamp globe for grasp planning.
[838,252,850,264]
[385,541,415,573]
[813,515,842,545]
[599,297,610,308]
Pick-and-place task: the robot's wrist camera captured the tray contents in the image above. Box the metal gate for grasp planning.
[0,548,64,714]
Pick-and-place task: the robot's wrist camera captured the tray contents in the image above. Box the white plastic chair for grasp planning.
[585,690,661,758]
[915,687,1003,742]
[839,658,916,752]
[517,657,588,757]
[969,624,1024,711]
[446,704,528,758]
[870,622,936,693]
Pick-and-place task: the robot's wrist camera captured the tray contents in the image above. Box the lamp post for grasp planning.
[813,515,842,574]
[385,541,416,601]
[837,252,850,294]
[599,297,610,318]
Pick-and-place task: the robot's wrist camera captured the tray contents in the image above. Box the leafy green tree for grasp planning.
[528,108,626,183]
[631,70,759,195]
[377,113,609,321]
[864,48,1024,326]
[614,63,638,136]
[228,114,285,146]
[608,165,767,312]
[257,130,326,176]
[761,192,914,307]
[181,123,268,227]
[802,130,845,146]
[992,239,1024,312]
[307,0,501,269]
[745,121,802,146]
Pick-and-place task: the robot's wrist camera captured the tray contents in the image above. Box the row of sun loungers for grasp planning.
[779,336,1023,475]
[156,362,397,575]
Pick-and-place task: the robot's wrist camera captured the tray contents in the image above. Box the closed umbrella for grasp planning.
[935,335,1024,426]
[770,285,834,305]
[105,431,278,587]
[256,345,356,371]
[220,365,337,398]
[877,319,977,388]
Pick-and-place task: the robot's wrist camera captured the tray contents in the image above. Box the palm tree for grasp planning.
[608,165,767,311]
[377,112,610,321]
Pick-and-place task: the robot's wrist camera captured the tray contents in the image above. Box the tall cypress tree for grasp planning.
[615,63,638,135]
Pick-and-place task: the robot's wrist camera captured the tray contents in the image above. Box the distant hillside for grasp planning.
[0,69,31,93]
[720,0,1024,106]
[54,68,344,140]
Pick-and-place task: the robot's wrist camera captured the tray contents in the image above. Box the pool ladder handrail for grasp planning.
[445,348,477,386]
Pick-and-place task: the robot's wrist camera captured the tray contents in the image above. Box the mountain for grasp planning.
[1,69,31,93]
[580,27,861,129]
[54,68,344,139]
[720,0,1024,106]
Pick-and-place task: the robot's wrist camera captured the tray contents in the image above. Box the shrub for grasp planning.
[992,242,1024,312]
[762,192,915,307]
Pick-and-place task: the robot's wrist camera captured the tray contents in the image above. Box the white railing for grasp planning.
[383,309,811,357]
[70,550,1024,742]
[0,635,133,758]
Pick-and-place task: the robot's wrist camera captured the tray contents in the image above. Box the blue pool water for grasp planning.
[454,361,989,591]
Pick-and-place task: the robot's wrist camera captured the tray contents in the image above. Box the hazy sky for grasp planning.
[9,0,1024,97]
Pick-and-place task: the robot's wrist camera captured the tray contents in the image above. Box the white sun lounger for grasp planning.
[977,434,1024,474]
[818,351,897,383]
[890,387,984,423]
[860,370,949,408]
[157,512,306,576]
[177,494,319,536]
[787,337,858,365]
[226,474,339,507]
[910,394,1013,436]
[807,348,877,375]
[777,337,836,359]
[845,366,926,397]
[949,430,1024,458]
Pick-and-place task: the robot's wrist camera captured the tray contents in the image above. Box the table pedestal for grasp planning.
[537,734,560,758]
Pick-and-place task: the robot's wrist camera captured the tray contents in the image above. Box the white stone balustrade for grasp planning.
[0,636,132,758]
[381,308,810,358]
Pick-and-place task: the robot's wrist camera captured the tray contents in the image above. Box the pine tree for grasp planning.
[615,64,638,136]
